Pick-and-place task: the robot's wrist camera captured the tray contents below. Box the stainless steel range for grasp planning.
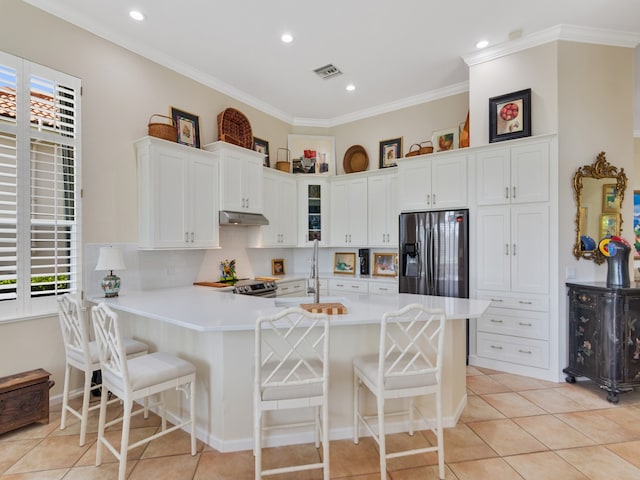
[232,279,278,298]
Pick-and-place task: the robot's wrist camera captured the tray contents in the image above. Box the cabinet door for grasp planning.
[278,175,298,246]
[330,180,350,246]
[151,147,189,248]
[431,154,467,209]
[476,207,511,292]
[511,141,549,204]
[189,155,218,248]
[398,159,431,211]
[243,157,263,213]
[299,180,328,246]
[220,158,245,212]
[368,174,398,246]
[510,205,549,294]
[261,172,280,246]
[476,148,510,206]
[348,178,368,245]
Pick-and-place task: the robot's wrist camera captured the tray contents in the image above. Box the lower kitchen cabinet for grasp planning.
[564,282,640,403]
[329,278,368,296]
[276,279,307,297]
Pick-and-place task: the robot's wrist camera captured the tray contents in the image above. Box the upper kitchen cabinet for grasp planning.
[476,139,549,206]
[397,152,467,212]
[298,177,329,247]
[136,136,219,249]
[256,169,297,247]
[204,141,264,214]
[367,172,398,247]
[330,175,367,246]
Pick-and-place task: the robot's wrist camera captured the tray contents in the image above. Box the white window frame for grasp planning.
[0,50,82,322]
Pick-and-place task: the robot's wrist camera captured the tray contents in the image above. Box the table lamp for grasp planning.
[95,246,126,297]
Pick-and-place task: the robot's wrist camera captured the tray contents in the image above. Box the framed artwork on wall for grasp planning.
[171,107,200,148]
[432,128,458,152]
[488,88,531,143]
[379,137,402,168]
[253,137,270,167]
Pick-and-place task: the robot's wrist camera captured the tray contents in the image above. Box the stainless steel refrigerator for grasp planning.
[399,209,469,298]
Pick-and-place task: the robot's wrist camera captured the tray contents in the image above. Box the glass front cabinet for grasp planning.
[298,178,329,246]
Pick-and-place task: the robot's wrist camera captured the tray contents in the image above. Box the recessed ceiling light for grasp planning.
[129,10,144,21]
[476,40,489,49]
[281,33,293,43]
[346,84,356,92]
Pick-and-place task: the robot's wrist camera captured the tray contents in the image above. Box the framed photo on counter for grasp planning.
[333,252,356,275]
[373,253,397,277]
[272,258,285,276]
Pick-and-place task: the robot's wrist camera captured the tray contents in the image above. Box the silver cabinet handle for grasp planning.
[513,244,516,256]
[191,232,194,242]
[518,322,533,327]
[518,300,532,304]
[185,232,189,243]
[518,349,532,354]
[513,186,516,199]
[505,244,509,256]
[505,187,509,199]
[490,298,504,302]
[432,194,436,204]
[349,234,351,243]
[490,345,503,350]
[490,318,503,323]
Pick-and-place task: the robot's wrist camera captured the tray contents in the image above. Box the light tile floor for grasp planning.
[2,366,640,479]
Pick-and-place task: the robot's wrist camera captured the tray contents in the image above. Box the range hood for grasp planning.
[219,210,269,226]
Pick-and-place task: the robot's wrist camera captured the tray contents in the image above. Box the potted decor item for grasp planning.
[219,259,237,284]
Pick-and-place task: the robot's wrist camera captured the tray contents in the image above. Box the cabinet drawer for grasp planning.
[369,282,397,295]
[329,279,368,294]
[277,280,306,297]
[476,291,549,312]
[569,290,598,309]
[477,332,549,369]
[478,308,548,340]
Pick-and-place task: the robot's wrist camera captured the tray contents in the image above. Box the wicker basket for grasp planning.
[405,141,433,157]
[217,108,253,149]
[148,114,177,142]
[275,148,290,173]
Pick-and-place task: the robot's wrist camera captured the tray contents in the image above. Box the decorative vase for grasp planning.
[459,111,470,148]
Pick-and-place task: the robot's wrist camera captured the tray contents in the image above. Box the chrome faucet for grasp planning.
[308,239,320,303]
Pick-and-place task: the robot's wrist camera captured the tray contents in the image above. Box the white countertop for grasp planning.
[89,286,490,333]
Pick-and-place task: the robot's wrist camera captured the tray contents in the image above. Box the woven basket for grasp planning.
[217,108,253,149]
[275,148,290,173]
[406,141,433,157]
[148,114,177,142]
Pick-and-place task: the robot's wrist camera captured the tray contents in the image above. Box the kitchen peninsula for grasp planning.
[90,286,490,452]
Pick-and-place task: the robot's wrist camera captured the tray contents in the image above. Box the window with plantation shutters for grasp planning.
[0,51,81,321]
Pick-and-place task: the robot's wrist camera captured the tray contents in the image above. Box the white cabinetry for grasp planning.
[330,176,367,246]
[472,136,555,376]
[136,136,219,249]
[368,281,398,295]
[329,278,368,296]
[476,140,549,206]
[204,141,263,214]
[258,169,297,246]
[298,178,329,246]
[398,152,467,211]
[276,279,307,297]
[368,173,398,247]
[476,205,549,295]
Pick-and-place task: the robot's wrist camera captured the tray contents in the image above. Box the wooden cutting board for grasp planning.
[299,302,348,315]
[254,276,279,282]
[194,281,232,288]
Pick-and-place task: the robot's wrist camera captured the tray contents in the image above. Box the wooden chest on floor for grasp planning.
[0,368,53,435]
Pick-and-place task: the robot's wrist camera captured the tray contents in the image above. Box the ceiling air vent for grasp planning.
[313,64,343,80]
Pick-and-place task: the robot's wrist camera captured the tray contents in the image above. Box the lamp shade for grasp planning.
[95,246,126,271]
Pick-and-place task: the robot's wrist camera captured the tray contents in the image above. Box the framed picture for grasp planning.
[602,184,620,213]
[171,107,200,148]
[333,252,356,275]
[600,213,620,240]
[634,191,640,258]
[271,258,285,276]
[432,128,459,153]
[488,88,531,143]
[253,137,270,167]
[373,253,397,277]
[379,137,402,169]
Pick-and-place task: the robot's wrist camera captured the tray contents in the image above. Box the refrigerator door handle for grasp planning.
[426,222,434,295]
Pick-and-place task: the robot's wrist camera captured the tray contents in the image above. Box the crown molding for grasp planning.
[463,24,640,67]
[292,82,470,128]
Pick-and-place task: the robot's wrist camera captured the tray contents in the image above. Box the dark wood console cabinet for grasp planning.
[564,282,640,403]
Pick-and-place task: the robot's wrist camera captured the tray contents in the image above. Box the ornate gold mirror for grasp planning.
[573,152,627,264]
